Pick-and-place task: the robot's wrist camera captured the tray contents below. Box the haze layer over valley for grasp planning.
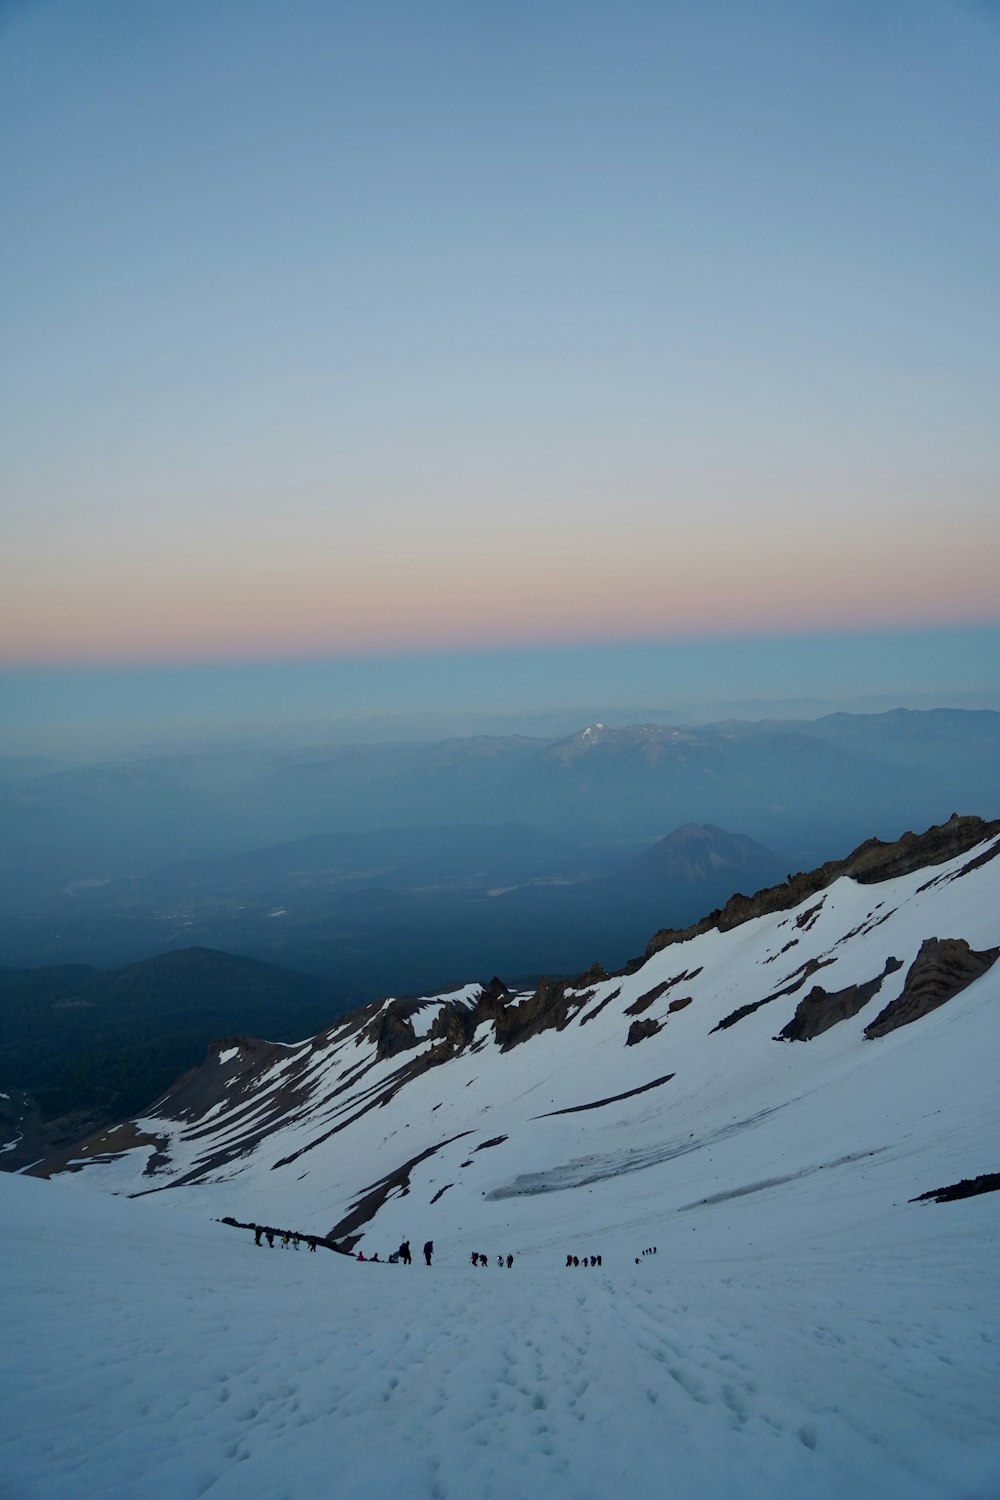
[3,709,997,988]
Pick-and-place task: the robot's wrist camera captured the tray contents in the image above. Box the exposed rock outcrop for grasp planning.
[624,982,671,1017]
[428,978,510,1052]
[364,1001,419,1061]
[777,957,903,1041]
[910,1172,1000,1204]
[864,937,1000,1039]
[624,968,701,1017]
[28,1120,171,1180]
[644,815,1000,960]
[626,1018,662,1046]
[711,956,836,1033]
[325,1133,472,1246]
[494,975,584,1050]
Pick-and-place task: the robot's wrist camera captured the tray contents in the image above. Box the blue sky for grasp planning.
[1,1,999,747]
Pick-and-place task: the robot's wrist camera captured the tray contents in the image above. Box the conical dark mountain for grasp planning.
[621,823,785,888]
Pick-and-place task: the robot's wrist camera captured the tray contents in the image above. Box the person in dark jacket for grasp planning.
[398,1240,412,1265]
[423,1240,434,1266]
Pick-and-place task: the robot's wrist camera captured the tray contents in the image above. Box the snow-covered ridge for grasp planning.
[38,818,1000,1266]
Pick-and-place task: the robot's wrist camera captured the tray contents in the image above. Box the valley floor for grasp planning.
[2,1173,998,1500]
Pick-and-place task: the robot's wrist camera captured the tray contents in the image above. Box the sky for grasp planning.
[2,0,999,746]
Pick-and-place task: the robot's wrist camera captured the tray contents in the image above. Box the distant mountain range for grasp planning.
[1,709,997,989]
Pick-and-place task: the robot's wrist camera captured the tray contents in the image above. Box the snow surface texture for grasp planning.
[4,835,1000,1498]
[3,1172,998,1500]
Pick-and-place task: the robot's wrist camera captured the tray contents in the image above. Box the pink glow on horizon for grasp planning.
[4,462,999,667]
[3,559,998,668]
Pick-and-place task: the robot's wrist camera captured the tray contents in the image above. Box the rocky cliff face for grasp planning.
[864,937,1000,1039]
[778,957,904,1042]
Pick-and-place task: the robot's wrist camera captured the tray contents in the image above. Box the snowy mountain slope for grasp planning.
[41,819,1000,1266]
[3,1117,999,1500]
[6,817,1000,1499]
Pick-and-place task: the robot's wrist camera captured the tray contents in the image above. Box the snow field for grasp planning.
[2,1172,998,1500]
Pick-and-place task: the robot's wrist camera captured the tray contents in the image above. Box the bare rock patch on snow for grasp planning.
[864,937,1000,1039]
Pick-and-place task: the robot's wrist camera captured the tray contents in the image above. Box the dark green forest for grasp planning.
[0,947,352,1125]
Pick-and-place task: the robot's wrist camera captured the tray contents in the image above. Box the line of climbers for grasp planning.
[233,1218,651,1269]
[252,1225,318,1251]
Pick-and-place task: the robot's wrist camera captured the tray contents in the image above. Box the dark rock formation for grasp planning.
[325,1133,472,1244]
[864,937,1000,1039]
[777,957,903,1041]
[366,978,514,1062]
[364,1000,419,1061]
[644,815,1000,960]
[534,1072,674,1118]
[429,978,510,1051]
[624,967,701,1017]
[494,975,585,1050]
[570,961,607,987]
[624,982,671,1017]
[626,1018,662,1046]
[711,956,836,1033]
[28,1120,171,1180]
[910,1172,1000,1204]
[578,987,622,1026]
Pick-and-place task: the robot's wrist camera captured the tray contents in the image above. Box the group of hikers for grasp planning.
[356,1239,434,1266]
[252,1224,319,1251]
[239,1218,654,1269]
